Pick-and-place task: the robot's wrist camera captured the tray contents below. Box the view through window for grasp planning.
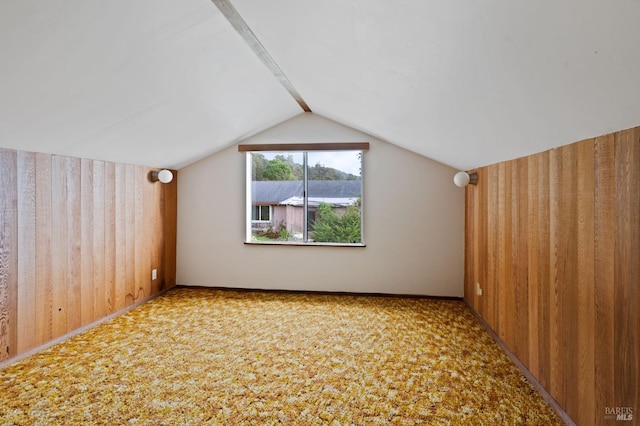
[245,149,364,245]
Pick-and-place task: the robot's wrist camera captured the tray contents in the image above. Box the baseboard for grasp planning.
[175,284,463,301]
[463,300,576,426]
[0,286,175,371]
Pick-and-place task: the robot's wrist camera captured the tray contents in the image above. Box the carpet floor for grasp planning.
[0,287,562,425]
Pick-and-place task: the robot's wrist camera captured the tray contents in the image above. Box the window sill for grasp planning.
[244,241,366,248]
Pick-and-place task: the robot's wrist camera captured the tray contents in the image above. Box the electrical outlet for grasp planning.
[152,269,157,280]
[476,283,483,296]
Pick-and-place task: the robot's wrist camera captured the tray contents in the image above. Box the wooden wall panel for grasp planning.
[464,125,640,424]
[51,155,68,339]
[614,128,639,412]
[93,161,106,320]
[81,159,95,326]
[0,147,177,365]
[34,153,53,346]
[104,162,116,315]
[114,163,126,312]
[0,148,18,361]
[125,164,136,306]
[66,157,82,333]
[514,157,529,366]
[576,139,595,425]
[594,134,615,421]
[526,153,540,379]
[16,151,36,353]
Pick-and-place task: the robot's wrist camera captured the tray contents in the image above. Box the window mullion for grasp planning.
[303,151,308,243]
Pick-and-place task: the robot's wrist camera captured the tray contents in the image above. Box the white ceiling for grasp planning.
[1,1,639,170]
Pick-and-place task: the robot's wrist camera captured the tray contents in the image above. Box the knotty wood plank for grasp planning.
[614,128,639,411]
[66,157,82,333]
[114,163,126,311]
[125,164,136,305]
[499,161,515,348]
[548,147,563,406]
[163,172,178,289]
[104,162,116,314]
[560,143,579,418]
[464,178,474,303]
[142,168,153,299]
[594,134,615,421]
[527,153,540,379]
[16,151,37,353]
[576,139,596,425]
[515,156,529,366]
[51,156,68,338]
[485,164,499,330]
[151,173,163,294]
[80,159,95,326]
[34,153,53,345]
[477,167,488,320]
[536,150,551,390]
[0,148,18,361]
[93,161,106,320]
[134,166,145,301]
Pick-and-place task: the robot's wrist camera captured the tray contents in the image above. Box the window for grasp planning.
[239,143,368,246]
[252,205,271,222]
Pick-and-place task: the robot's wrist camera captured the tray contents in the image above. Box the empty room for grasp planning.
[0,1,638,425]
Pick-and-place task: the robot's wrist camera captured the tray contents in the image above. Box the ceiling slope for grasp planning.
[0,0,301,169]
[232,0,640,170]
[1,1,639,170]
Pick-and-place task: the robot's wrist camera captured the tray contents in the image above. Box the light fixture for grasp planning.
[150,169,174,184]
[453,171,478,187]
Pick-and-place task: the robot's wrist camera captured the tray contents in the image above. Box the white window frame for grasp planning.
[240,143,368,246]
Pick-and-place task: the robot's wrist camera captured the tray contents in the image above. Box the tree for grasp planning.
[311,202,361,243]
[262,159,295,180]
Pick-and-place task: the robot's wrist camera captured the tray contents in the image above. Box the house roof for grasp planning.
[252,180,361,204]
[1,1,639,170]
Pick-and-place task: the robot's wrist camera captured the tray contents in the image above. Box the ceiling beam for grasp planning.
[211,0,311,112]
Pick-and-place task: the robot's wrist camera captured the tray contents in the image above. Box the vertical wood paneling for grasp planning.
[560,144,579,416]
[151,179,163,294]
[114,163,126,311]
[81,159,95,325]
[0,149,18,360]
[104,162,116,315]
[464,183,473,302]
[515,157,529,366]
[464,125,640,425]
[66,157,82,333]
[125,164,136,305]
[614,128,639,411]
[576,139,595,425]
[594,134,615,420]
[0,148,177,365]
[535,150,551,390]
[93,161,106,320]
[164,174,178,288]
[485,164,499,330]
[51,156,68,338]
[34,153,53,345]
[16,151,36,353]
[548,147,563,406]
[527,153,540,379]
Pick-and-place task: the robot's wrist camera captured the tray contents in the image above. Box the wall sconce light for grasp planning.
[150,169,174,184]
[453,171,478,187]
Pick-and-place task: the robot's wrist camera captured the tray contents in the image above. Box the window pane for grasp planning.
[307,151,362,244]
[248,150,363,244]
[250,152,303,242]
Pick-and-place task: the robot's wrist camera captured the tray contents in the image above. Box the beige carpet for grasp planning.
[0,287,562,425]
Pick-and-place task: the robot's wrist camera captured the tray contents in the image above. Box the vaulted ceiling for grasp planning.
[1,0,639,170]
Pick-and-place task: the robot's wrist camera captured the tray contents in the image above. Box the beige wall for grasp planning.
[177,113,464,296]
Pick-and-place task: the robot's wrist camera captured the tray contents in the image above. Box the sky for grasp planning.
[262,150,362,176]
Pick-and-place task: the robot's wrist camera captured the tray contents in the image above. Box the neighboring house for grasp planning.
[251,180,361,235]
